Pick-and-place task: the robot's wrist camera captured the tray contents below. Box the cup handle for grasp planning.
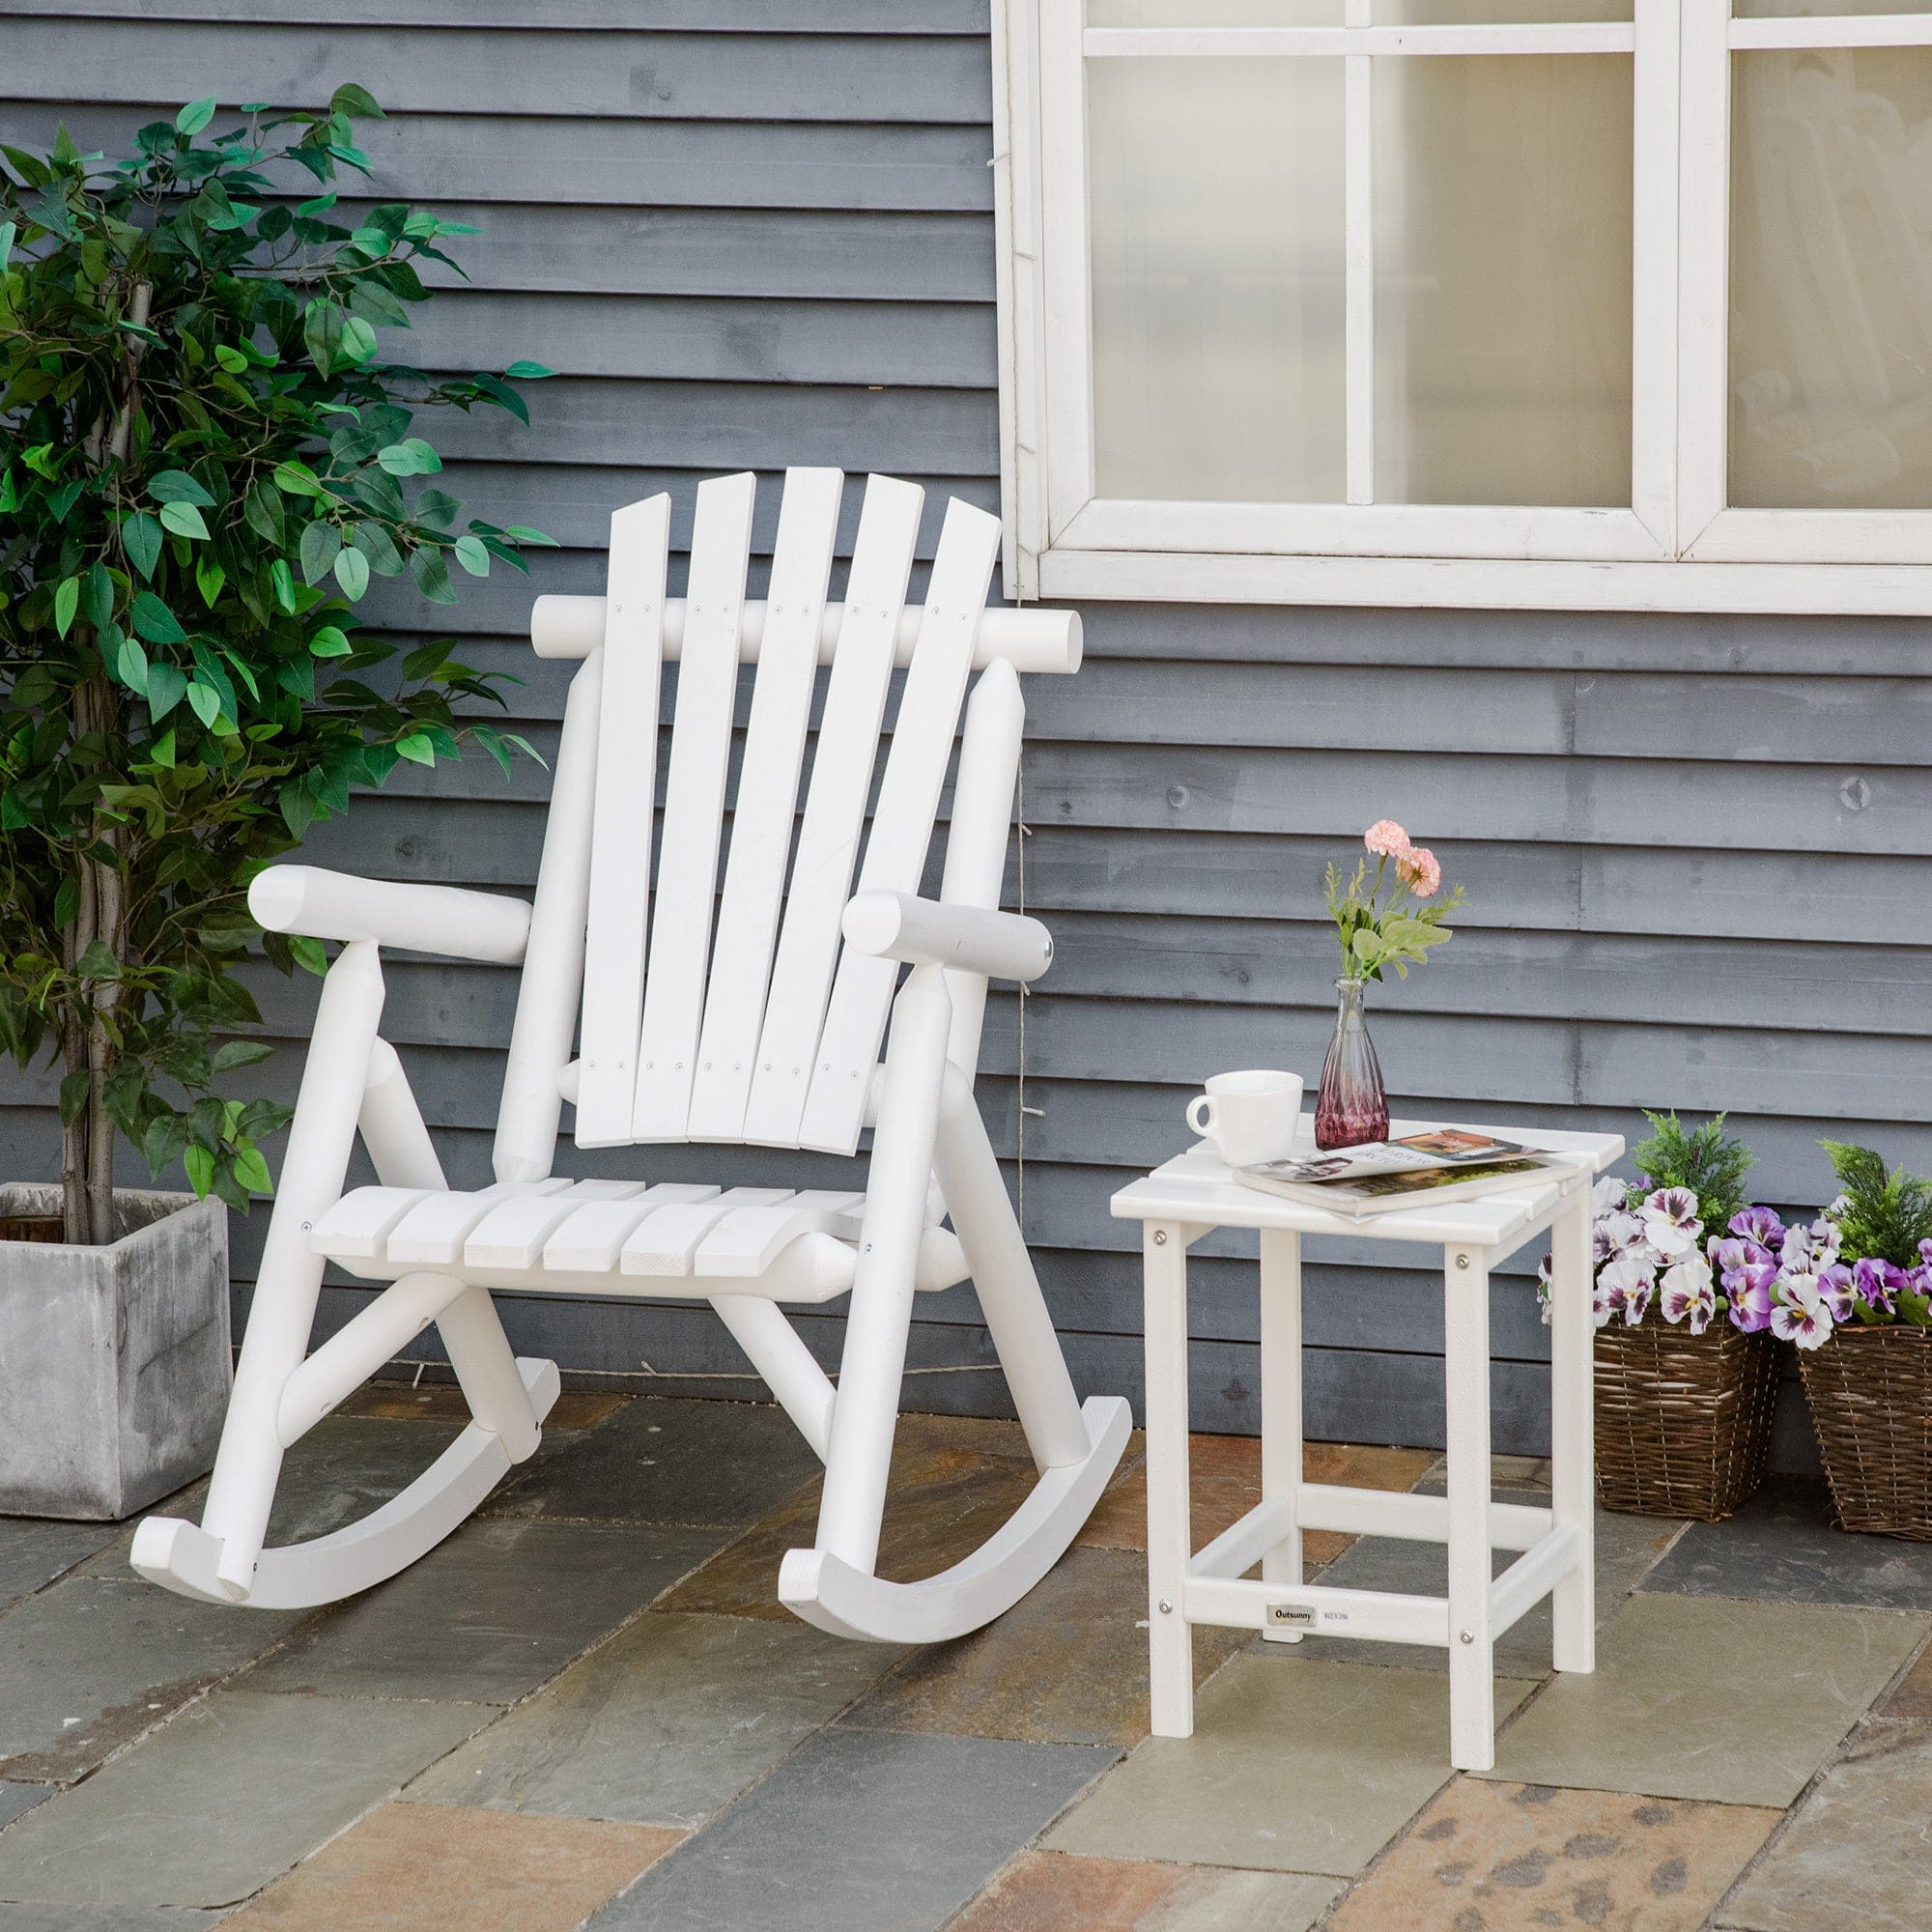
[1186,1094,1215,1138]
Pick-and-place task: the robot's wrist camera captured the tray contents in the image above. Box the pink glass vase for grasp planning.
[1315,976,1389,1151]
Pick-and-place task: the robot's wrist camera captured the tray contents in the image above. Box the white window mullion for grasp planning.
[1674,0,1731,555]
[1630,0,1680,554]
[1039,0,1095,544]
[1345,16,1375,507]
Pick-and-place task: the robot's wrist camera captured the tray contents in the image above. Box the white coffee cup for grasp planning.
[1185,1069,1304,1168]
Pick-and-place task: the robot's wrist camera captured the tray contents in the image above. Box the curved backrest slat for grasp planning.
[575,495,670,1148]
[686,467,844,1142]
[630,472,758,1141]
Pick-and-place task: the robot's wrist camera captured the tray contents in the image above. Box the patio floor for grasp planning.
[0,1389,1927,1931]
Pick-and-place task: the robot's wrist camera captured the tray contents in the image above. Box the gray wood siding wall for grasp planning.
[5,3,1921,1458]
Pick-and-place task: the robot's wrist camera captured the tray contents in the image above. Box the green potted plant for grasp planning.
[1767,1142,1932,1539]
[1538,1111,1781,1520]
[0,89,550,1516]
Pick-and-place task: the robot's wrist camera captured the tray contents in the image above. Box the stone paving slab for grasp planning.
[0,1908,227,1929]
[339,1383,626,1432]
[1641,1478,1932,1612]
[240,1519,716,1706]
[947,1850,1339,1932]
[0,1691,485,1909]
[221,1801,680,1931]
[408,1609,902,1828]
[1875,1637,1932,1719]
[1716,1718,1932,1932]
[1483,1593,1929,1807]
[659,1415,1037,1622]
[1325,1777,1779,1932]
[587,1725,1115,1932]
[1047,1653,1534,1877]
[1077,1436,1435,1571]
[1293,1495,1682,1677]
[0,1791,45,1835]
[487,1397,822,1529]
[0,1577,304,1783]
[0,1522,120,1615]
[841,1547,1244,1747]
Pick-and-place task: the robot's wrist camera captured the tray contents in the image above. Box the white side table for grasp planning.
[1111,1116,1622,1773]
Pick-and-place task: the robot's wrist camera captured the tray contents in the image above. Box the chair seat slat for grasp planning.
[620,1185,795,1276]
[542,1182,722,1274]
[464,1179,648,1271]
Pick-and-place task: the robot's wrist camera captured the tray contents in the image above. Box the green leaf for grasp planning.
[230,1142,274,1196]
[195,554,227,608]
[149,728,176,768]
[145,661,188,721]
[309,625,353,658]
[80,561,114,632]
[337,315,378,366]
[329,82,385,120]
[271,459,321,497]
[394,730,436,767]
[298,519,343,585]
[303,298,344,378]
[333,546,371,600]
[349,522,404,576]
[0,220,14,271]
[243,477,285,547]
[123,510,164,580]
[502,525,559,547]
[175,96,217,137]
[183,1144,215,1197]
[158,500,211,540]
[451,533,490,577]
[129,591,186,645]
[116,635,150,695]
[502,360,554,380]
[270,559,297,613]
[53,576,79,639]
[376,438,440,476]
[185,681,221,728]
[289,935,328,976]
[211,1039,274,1074]
[409,545,457,605]
[148,469,216,508]
[214,344,248,373]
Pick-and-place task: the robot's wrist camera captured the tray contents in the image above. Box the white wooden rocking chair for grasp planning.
[130,469,1130,1644]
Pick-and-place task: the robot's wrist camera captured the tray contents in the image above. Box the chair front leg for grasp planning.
[813,962,952,1577]
[200,942,386,1599]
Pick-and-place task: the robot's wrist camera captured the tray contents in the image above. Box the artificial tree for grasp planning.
[0,87,551,1245]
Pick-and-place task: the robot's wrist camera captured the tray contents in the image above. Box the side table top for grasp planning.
[1111,1114,1624,1253]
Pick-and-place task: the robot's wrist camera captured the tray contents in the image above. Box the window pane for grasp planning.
[1089,58,1346,502]
[1091,0,1339,20]
[1730,48,1932,509]
[1372,55,1634,505]
[1736,1,1932,16]
[1377,0,1632,23]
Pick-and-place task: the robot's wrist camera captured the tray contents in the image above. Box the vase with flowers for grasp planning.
[1316,820,1464,1150]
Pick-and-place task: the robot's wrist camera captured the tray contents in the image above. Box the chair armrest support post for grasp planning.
[249,866,532,964]
[841,890,1052,983]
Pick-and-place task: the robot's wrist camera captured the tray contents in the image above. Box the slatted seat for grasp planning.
[131,469,1129,1642]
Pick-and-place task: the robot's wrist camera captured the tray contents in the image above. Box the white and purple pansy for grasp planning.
[1594,1210,1646,1265]
[1724,1260,1778,1334]
[1599,1248,1657,1326]
[1728,1205,1786,1255]
[1659,1254,1718,1335]
[1781,1217,1840,1273]
[1639,1186,1703,1259]
[1769,1274,1833,1350]
[1814,1263,1857,1324]
[1592,1174,1630,1218]
[1852,1257,1903,1318]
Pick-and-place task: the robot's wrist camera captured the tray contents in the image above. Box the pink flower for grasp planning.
[1364,819,1410,859]
[1396,846,1442,898]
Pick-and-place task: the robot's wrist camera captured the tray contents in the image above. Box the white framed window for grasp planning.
[991,0,1932,612]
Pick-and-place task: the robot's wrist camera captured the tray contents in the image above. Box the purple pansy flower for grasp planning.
[1726,1261,1778,1334]
[1729,1206,1786,1254]
[1814,1263,1857,1324]
[1853,1258,1903,1318]
[1709,1235,1774,1276]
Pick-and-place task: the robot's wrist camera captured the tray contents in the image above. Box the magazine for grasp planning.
[1235,1130,1564,1218]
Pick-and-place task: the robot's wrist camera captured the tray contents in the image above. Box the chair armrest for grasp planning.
[841,891,1052,983]
[248,866,532,964]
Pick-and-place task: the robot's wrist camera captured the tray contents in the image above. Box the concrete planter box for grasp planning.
[0,1184,230,1520]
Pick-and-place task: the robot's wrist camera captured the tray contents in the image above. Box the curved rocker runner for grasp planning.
[130,469,1131,1644]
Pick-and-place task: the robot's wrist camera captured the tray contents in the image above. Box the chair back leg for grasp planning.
[813,963,953,1576]
[200,942,386,1598]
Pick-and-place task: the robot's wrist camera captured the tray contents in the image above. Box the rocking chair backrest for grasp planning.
[564,469,1003,1159]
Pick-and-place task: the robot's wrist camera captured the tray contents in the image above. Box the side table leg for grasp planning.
[1144,1220,1195,1738]
[1549,1194,1596,1674]
[1444,1244,1496,1773]
[1260,1228,1303,1639]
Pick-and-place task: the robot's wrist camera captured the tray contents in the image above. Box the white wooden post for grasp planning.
[1144,1220,1194,1737]
[1548,1194,1596,1672]
[1443,1242,1496,1772]
[1259,1227,1304,1638]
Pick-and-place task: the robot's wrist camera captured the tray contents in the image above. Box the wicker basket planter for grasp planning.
[1799,1325,1932,1540]
[1594,1321,1780,1520]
